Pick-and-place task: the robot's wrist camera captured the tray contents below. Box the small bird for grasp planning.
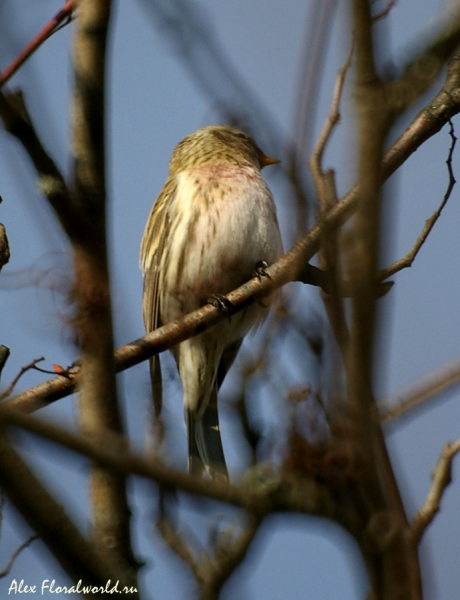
[140,125,283,481]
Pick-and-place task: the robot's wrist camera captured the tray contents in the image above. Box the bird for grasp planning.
[140,125,283,481]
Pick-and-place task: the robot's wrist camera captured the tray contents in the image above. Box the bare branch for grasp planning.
[0,535,39,578]
[72,0,138,582]
[0,402,347,524]
[0,357,45,401]
[411,440,460,544]
[380,356,460,424]
[0,224,10,272]
[291,0,339,159]
[159,511,264,599]
[199,514,262,597]
[388,10,460,115]
[156,519,201,578]
[309,39,354,354]
[372,0,397,22]
[0,90,78,237]
[380,120,457,280]
[0,1,75,87]
[0,346,10,383]
[309,38,354,200]
[0,432,123,589]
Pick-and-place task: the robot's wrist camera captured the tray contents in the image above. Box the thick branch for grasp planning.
[72,0,137,583]
[0,432,123,591]
[0,402,355,529]
[0,91,78,236]
[388,10,460,114]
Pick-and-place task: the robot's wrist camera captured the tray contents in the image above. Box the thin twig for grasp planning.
[0,346,10,383]
[157,519,201,579]
[372,0,397,22]
[200,514,263,597]
[309,39,354,355]
[411,439,460,544]
[0,224,10,272]
[0,0,75,87]
[0,535,39,578]
[0,358,45,401]
[309,37,354,195]
[380,356,460,424]
[380,120,457,279]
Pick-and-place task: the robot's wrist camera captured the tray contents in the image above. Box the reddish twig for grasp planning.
[0,0,75,87]
[372,0,397,22]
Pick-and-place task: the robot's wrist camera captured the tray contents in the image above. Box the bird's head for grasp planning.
[169,125,279,174]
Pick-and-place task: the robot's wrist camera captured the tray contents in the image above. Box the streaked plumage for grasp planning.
[141,125,283,480]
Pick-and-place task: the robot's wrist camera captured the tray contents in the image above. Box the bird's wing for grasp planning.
[140,177,176,420]
[140,176,176,333]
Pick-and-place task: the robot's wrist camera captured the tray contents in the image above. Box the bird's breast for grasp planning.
[160,163,282,319]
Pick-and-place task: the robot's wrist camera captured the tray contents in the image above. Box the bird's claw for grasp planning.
[253,260,270,280]
[208,293,233,323]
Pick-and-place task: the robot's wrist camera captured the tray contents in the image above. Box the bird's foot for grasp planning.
[207,293,233,323]
[253,260,270,280]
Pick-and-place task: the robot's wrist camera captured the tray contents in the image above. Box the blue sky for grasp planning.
[1,1,460,598]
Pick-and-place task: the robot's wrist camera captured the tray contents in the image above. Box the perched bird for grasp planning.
[140,125,283,481]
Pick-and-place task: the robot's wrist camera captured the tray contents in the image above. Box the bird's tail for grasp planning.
[187,387,228,482]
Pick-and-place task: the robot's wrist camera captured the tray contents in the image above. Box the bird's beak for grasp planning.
[259,153,280,168]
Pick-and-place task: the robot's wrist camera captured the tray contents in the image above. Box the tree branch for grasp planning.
[0,0,75,87]
[0,432,124,590]
[380,120,457,280]
[0,223,10,272]
[411,439,460,544]
[0,90,79,236]
[0,535,39,578]
[72,0,137,583]
[380,356,460,424]
[0,402,355,529]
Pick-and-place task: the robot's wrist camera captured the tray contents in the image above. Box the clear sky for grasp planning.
[0,1,459,599]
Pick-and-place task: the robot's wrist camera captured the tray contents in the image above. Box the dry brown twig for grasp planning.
[411,439,460,544]
[309,37,354,197]
[309,38,355,355]
[380,120,457,280]
[0,357,45,401]
[380,356,460,424]
[0,224,10,272]
[158,512,263,598]
[0,535,39,578]
[0,346,10,383]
